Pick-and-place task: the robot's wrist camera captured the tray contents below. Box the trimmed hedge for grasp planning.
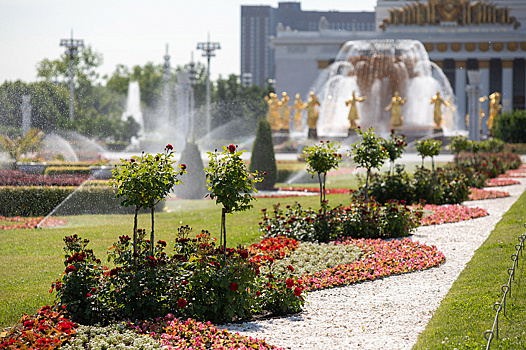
[44,166,91,176]
[493,109,526,143]
[0,185,164,217]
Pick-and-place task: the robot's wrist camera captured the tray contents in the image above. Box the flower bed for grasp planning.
[0,215,66,229]
[468,188,510,201]
[277,186,353,195]
[0,170,89,186]
[298,238,445,290]
[419,204,488,226]
[485,178,520,187]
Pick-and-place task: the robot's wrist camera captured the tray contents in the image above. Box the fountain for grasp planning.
[309,39,459,140]
[123,81,144,133]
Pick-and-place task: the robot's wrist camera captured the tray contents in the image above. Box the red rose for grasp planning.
[65,265,76,273]
[294,287,302,296]
[181,164,187,170]
[130,158,135,163]
[256,291,262,297]
[287,265,294,272]
[264,171,267,175]
[286,278,295,289]
[181,280,189,285]
[228,144,236,153]
[177,298,187,308]
[155,156,160,161]
[240,251,249,259]
[229,282,238,291]
[166,144,173,150]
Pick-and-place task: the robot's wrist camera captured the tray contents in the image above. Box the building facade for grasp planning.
[240,2,375,86]
[270,0,526,128]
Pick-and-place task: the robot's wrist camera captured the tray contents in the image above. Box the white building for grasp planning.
[272,0,526,129]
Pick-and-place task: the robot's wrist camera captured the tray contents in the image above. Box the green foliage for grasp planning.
[174,142,208,199]
[52,230,305,325]
[349,127,389,200]
[382,130,407,174]
[260,200,421,242]
[302,140,342,203]
[205,145,262,214]
[415,138,442,170]
[0,128,44,167]
[250,117,277,190]
[0,184,164,217]
[366,165,413,204]
[450,135,470,155]
[493,109,526,143]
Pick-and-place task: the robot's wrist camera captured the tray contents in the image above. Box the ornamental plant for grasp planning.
[381,129,407,175]
[112,144,186,258]
[250,116,278,190]
[349,127,389,200]
[205,144,262,255]
[0,128,44,168]
[302,140,342,204]
[415,138,442,171]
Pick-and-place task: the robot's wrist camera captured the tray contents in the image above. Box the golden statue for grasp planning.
[307,91,320,139]
[430,91,450,128]
[487,92,502,132]
[385,91,407,128]
[345,91,366,129]
[280,92,291,131]
[290,93,307,131]
[267,93,282,131]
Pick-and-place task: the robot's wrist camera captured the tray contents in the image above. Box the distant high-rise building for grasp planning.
[241,2,375,86]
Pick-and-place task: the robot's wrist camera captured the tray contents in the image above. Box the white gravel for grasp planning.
[223,177,526,350]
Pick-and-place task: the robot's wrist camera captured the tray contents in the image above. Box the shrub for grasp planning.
[366,165,413,204]
[52,230,305,325]
[302,140,342,203]
[44,166,91,176]
[382,130,407,175]
[415,138,442,170]
[250,117,278,190]
[493,109,526,143]
[411,168,444,205]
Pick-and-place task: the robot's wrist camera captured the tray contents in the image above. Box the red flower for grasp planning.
[130,158,135,163]
[181,280,189,285]
[177,298,187,308]
[264,171,267,175]
[228,144,236,153]
[166,144,173,150]
[240,251,249,259]
[294,287,302,296]
[286,278,295,289]
[256,291,262,297]
[181,164,187,170]
[287,265,294,272]
[229,282,238,291]
[86,293,92,298]
[65,265,76,273]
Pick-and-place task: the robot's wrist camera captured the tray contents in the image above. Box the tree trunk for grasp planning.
[133,207,139,267]
[365,169,370,201]
[221,208,227,262]
[150,207,155,257]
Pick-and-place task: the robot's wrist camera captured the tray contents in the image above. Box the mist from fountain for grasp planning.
[123,81,144,133]
[310,39,459,138]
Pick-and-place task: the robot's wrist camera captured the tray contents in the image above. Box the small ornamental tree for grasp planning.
[205,144,263,256]
[111,144,186,259]
[0,128,43,168]
[250,117,277,190]
[381,129,407,175]
[450,135,470,166]
[349,127,389,201]
[415,138,442,171]
[302,140,342,204]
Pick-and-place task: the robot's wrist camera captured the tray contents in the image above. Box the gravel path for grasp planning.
[224,177,526,350]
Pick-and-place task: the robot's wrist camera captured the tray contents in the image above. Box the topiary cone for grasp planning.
[250,117,277,190]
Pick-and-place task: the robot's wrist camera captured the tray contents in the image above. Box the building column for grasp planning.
[455,61,467,130]
[479,60,490,136]
[502,60,513,112]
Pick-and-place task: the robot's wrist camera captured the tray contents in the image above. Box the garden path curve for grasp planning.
[224,177,526,349]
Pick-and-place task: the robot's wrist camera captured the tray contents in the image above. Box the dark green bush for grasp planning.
[250,117,277,190]
[44,166,91,176]
[0,185,164,217]
[493,109,526,143]
[367,165,413,204]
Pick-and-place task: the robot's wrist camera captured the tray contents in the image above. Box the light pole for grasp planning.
[60,32,84,122]
[197,35,220,139]
[188,54,197,142]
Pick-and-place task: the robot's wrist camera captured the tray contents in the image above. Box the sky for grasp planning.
[0,0,377,84]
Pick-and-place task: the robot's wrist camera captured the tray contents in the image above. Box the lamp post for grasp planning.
[60,32,84,122]
[197,35,220,140]
[188,54,197,142]
[467,70,482,141]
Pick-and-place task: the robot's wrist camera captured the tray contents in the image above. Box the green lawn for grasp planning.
[413,190,526,350]
[0,193,349,328]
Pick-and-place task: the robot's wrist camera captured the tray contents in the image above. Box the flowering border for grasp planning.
[0,216,66,230]
[420,204,488,226]
[486,178,520,187]
[468,188,510,201]
[298,238,445,291]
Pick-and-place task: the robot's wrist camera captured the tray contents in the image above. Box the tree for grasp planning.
[381,129,406,175]
[303,140,342,204]
[0,128,44,168]
[205,144,262,258]
[349,127,389,201]
[250,117,277,190]
[415,138,442,171]
[112,145,186,260]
